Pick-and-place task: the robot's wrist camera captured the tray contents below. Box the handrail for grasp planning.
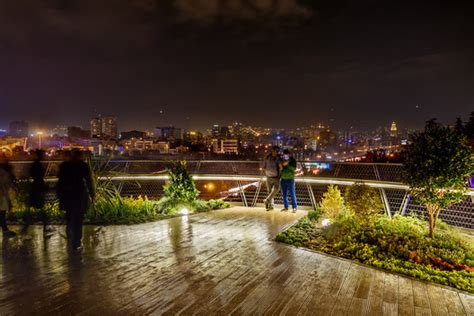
[41,173,474,197]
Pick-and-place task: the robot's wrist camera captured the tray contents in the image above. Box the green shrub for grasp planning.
[155,196,184,214]
[191,199,231,213]
[307,206,324,221]
[9,201,64,224]
[345,183,383,220]
[191,200,211,213]
[86,195,169,224]
[163,161,199,203]
[319,185,345,220]
[275,217,312,247]
[206,199,231,210]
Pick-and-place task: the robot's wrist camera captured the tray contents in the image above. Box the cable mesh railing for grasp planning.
[9,160,406,181]
[8,160,474,229]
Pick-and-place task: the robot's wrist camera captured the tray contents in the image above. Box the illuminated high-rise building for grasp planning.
[102,116,118,139]
[91,117,102,138]
[390,121,398,137]
[211,125,220,138]
[91,115,118,139]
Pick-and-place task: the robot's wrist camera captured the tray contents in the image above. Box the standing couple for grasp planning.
[263,146,298,212]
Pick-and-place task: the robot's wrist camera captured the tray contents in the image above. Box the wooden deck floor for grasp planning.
[0,207,472,315]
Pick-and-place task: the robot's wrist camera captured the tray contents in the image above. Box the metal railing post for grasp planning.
[231,162,248,207]
[117,161,130,195]
[380,188,392,218]
[399,193,410,216]
[306,183,317,210]
[252,178,263,207]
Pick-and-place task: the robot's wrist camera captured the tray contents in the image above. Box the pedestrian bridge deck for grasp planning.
[1,207,472,315]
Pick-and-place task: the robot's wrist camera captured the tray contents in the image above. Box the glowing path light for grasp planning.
[180,208,190,215]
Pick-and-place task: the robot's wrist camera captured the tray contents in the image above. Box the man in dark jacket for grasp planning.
[57,150,95,249]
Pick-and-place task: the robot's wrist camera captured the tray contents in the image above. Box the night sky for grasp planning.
[0,0,473,132]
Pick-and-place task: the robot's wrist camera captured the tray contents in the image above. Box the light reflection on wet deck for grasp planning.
[1,207,472,315]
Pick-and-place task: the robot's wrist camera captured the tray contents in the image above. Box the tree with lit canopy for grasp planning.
[402,119,473,238]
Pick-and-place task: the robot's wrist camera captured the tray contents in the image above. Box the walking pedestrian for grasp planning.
[0,155,16,237]
[57,150,95,250]
[28,149,52,234]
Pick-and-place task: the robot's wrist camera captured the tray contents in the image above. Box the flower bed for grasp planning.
[276,213,474,293]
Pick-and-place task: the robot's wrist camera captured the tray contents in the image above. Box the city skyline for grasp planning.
[1,1,473,131]
[0,116,432,136]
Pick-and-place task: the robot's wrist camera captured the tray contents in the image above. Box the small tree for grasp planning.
[402,120,473,238]
[163,161,199,204]
[345,183,383,220]
[320,185,345,221]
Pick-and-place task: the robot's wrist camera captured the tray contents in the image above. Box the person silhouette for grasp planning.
[0,154,16,237]
[56,150,95,250]
[27,149,51,234]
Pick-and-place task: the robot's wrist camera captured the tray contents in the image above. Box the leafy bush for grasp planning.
[319,185,345,220]
[345,183,383,220]
[275,217,313,247]
[276,213,474,292]
[163,161,199,204]
[191,199,211,213]
[206,199,231,210]
[86,195,171,224]
[307,206,324,221]
[191,199,231,213]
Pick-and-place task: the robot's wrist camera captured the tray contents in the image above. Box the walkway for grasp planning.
[0,207,472,315]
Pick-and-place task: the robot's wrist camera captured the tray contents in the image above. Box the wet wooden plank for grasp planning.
[412,281,431,310]
[349,297,368,316]
[310,261,351,315]
[296,256,336,316]
[331,265,363,315]
[442,289,467,316]
[366,270,385,316]
[459,292,474,316]
[426,284,449,316]
[415,306,432,316]
[398,277,415,316]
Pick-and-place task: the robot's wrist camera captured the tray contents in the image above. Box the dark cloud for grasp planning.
[0,0,473,131]
[173,0,312,24]
[0,0,162,53]
[0,0,313,49]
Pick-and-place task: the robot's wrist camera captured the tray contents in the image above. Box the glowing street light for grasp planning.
[36,131,44,149]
